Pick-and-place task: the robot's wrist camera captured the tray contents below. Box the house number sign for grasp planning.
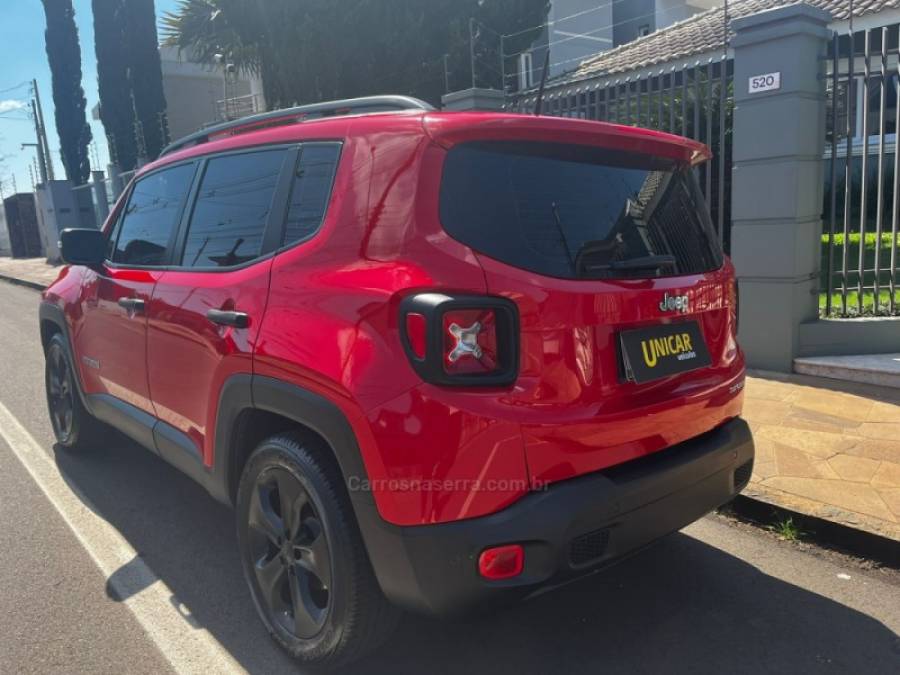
[748,72,781,94]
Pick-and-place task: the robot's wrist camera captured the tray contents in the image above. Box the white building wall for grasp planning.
[0,205,11,256]
[160,46,266,141]
[655,0,719,31]
[543,0,614,78]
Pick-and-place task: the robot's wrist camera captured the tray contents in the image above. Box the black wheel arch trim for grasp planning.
[216,375,415,607]
[39,302,92,413]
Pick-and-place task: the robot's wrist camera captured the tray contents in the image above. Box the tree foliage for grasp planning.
[161,0,549,109]
[93,0,137,171]
[125,0,169,160]
[41,0,93,185]
[92,0,169,170]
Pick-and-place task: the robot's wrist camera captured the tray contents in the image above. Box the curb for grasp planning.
[0,273,48,292]
[723,494,900,569]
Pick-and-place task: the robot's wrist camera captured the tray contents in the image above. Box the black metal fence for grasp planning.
[824,25,900,317]
[506,57,734,251]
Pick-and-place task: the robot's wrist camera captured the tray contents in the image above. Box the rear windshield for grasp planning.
[439,141,723,280]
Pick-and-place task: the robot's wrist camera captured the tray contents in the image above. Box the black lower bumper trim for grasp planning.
[357,417,755,616]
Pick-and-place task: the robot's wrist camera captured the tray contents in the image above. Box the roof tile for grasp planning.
[562,0,899,84]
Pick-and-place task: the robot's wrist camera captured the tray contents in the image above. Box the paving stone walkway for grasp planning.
[0,257,60,289]
[744,371,900,541]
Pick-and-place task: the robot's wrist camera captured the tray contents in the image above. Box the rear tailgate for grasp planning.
[435,126,744,486]
[477,254,744,486]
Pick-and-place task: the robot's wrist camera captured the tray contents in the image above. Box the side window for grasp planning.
[284,143,341,246]
[113,164,195,266]
[181,149,286,268]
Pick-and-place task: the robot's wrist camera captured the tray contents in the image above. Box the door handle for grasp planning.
[118,297,145,313]
[206,309,250,329]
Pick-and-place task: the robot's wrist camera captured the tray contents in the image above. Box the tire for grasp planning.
[236,432,400,668]
[44,333,103,450]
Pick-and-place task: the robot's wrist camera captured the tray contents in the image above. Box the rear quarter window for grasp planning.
[439,141,723,280]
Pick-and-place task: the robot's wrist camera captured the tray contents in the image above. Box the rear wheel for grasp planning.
[236,432,399,667]
[44,334,102,450]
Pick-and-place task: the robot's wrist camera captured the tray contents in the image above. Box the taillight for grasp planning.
[405,312,427,359]
[400,293,519,386]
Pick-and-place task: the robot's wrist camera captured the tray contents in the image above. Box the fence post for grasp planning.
[729,4,831,371]
[91,170,109,227]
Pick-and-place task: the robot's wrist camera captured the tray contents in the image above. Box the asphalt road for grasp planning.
[0,279,898,675]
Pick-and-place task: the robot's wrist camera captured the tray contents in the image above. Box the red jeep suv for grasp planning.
[41,96,753,667]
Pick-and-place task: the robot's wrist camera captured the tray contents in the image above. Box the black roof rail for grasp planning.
[159,95,435,158]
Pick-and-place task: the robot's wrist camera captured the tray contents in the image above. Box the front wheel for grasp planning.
[236,432,399,667]
[44,334,102,450]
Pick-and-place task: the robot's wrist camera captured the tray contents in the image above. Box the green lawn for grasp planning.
[819,232,900,315]
[819,289,899,316]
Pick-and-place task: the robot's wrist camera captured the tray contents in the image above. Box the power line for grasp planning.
[503,0,633,39]
[503,3,720,80]
[0,81,30,95]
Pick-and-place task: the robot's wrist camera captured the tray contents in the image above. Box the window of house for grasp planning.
[181,149,286,268]
[638,25,651,37]
[112,163,195,266]
[283,143,342,246]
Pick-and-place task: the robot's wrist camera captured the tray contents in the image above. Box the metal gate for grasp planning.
[507,56,734,251]
[824,25,900,317]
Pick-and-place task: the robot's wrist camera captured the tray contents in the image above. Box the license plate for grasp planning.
[619,321,712,384]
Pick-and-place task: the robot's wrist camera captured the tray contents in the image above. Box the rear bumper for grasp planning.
[358,417,754,616]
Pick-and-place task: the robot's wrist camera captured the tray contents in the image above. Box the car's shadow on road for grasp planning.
[53,434,898,675]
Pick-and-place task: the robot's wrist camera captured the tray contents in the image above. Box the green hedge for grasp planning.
[820,232,898,289]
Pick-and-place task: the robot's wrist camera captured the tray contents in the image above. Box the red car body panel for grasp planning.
[45,109,744,529]
[75,266,163,416]
[147,263,273,466]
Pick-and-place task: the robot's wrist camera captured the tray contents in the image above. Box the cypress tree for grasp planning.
[40,0,93,185]
[124,0,169,160]
[92,0,138,171]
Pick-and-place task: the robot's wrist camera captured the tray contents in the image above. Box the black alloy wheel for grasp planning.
[46,342,75,442]
[247,466,332,638]
[236,433,399,667]
[44,334,99,449]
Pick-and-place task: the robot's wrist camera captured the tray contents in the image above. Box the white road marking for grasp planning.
[0,401,245,675]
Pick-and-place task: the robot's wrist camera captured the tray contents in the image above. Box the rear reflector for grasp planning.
[442,309,499,375]
[478,544,524,580]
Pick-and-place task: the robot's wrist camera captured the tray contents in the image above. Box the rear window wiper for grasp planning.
[582,255,676,274]
[550,202,577,275]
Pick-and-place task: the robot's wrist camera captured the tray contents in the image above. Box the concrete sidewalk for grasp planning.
[0,258,61,291]
[0,256,897,543]
[744,372,900,542]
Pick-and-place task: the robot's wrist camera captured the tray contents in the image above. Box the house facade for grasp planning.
[159,46,266,141]
[516,0,720,88]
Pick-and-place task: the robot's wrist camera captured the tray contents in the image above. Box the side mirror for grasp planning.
[60,228,106,267]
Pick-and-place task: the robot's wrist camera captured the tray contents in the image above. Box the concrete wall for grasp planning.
[160,46,264,140]
[35,182,96,263]
[615,0,655,47]
[730,4,833,370]
[0,204,11,256]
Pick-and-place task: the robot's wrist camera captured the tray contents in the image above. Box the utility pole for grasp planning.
[443,54,450,94]
[32,79,55,181]
[29,101,49,184]
[499,34,506,93]
[469,18,477,89]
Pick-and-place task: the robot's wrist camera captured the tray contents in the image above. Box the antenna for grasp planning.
[533,48,552,116]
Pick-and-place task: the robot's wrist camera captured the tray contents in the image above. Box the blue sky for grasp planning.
[0,0,179,195]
